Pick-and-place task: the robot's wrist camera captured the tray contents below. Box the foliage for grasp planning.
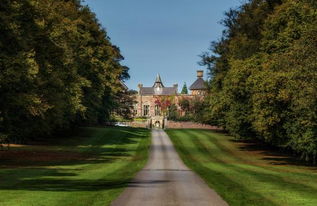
[0,0,130,141]
[0,133,9,150]
[167,104,179,121]
[178,98,190,115]
[154,96,173,116]
[191,96,207,123]
[201,0,317,162]
[181,82,188,94]
[168,96,206,122]
[112,89,137,120]
[173,114,195,122]
[133,116,148,121]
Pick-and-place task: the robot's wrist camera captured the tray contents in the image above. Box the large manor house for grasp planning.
[133,70,207,128]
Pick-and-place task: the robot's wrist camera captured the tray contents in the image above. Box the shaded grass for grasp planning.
[166,129,317,206]
[0,127,150,206]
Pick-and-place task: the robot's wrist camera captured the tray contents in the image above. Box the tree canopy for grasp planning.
[201,0,317,162]
[0,0,130,142]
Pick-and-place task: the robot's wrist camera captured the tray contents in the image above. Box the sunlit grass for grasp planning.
[0,127,150,206]
[167,129,317,206]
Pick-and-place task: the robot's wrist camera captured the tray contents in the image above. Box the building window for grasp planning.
[133,105,138,116]
[143,105,149,116]
[155,105,161,116]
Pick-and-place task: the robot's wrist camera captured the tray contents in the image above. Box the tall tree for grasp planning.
[181,82,188,94]
[0,0,130,142]
[201,0,317,162]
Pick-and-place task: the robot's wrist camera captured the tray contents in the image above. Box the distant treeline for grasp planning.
[0,0,131,142]
[201,0,317,162]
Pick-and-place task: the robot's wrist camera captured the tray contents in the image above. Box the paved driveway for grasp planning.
[111,129,228,206]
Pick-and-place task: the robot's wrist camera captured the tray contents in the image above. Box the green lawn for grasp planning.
[166,129,317,206]
[0,127,150,206]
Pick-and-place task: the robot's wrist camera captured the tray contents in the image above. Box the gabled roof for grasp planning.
[153,74,164,87]
[189,78,207,90]
[140,87,177,96]
[139,74,178,95]
[155,74,162,83]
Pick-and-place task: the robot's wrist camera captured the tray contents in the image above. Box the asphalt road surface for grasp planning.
[111,129,228,206]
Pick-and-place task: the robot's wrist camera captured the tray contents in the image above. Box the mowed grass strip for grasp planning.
[0,127,150,206]
[166,129,317,206]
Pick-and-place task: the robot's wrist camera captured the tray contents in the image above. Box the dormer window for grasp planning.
[154,85,163,95]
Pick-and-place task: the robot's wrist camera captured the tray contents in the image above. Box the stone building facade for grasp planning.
[133,70,207,128]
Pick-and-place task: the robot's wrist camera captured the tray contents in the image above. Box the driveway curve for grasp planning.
[111,129,228,206]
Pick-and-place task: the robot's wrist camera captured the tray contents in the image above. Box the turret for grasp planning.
[153,74,164,88]
[138,83,143,94]
[189,70,207,95]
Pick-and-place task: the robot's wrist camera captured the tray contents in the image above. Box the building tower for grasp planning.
[189,70,207,95]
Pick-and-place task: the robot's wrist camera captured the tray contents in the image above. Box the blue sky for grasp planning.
[83,0,242,90]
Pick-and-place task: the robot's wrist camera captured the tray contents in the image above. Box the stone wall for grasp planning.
[165,121,220,130]
[124,120,220,130]
[125,121,148,128]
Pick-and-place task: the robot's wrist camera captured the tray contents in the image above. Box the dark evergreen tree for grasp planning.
[181,82,188,94]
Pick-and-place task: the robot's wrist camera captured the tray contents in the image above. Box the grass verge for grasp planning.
[0,127,150,206]
[166,129,317,206]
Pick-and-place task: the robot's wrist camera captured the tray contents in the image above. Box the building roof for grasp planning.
[155,74,162,83]
[153,74,164,87]
[140,87,177,95]
[189,78,207,90]
[138,74,178,95]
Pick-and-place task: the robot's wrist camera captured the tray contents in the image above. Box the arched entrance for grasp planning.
[154,121,161,128]
[151,116,165,129]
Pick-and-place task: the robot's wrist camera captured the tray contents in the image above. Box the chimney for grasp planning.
[138,84,143,94]
[173,84,178,94]
[197,70,204,78]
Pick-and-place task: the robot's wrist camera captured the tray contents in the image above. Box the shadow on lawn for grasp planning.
[233,139,317,168]
[182,131,317,205]
[199,129,311,168]
[0,166,130,191]
[174,130,278,206]
[29,127,148,146]
[0,127,150,192]
[0,176,170,191]
[5,178,129,191]
[1,127,149,167]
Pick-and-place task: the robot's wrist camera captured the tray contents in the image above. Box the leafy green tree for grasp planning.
[201,0,317,162]
[113,89,137,120]
[178,98,191,115]
[167,104,179,121]
[0,0,131,142]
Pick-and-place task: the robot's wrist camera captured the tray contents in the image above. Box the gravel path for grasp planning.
[111,129,228,206]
